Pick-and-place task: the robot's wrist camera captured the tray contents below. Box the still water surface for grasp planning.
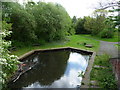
[9,50,90,89]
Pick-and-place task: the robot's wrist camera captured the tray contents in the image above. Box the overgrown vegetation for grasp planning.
[75,17,90,34]
[80,31,118,42]
[1,0,119,89]
[0,21,19,89]
[74,9,116,38]
[90,54,117,89]
[2,1,118,48]
[2,2,74,45]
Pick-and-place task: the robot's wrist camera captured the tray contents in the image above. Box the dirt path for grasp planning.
[98,41,119,58]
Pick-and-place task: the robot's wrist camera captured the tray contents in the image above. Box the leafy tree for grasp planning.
[95,0,119,31]
[75,17,91,34]
[2,2,37,42]
[27,2,74,42]
[2,2,74,45]
[10,7,37,42]
[84,16,95,34]
[99,17,115,38]
[84,10,114,37]
[72,16,77,24]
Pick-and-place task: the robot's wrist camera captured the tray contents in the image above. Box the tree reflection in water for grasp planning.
[9,50,89,88]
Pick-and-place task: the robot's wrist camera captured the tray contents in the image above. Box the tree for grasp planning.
[95,0,120,28]
[2,2,37,42]
[27,2,74,42]
[84,16,96,35]
[10,7,37,42]
[72,16,77,24]
[2,2,74,45]
[75,17,90,34]
[84,10,114,37]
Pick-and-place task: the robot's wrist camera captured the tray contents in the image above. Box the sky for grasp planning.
[43,0,99,18]
[17,0,118,18]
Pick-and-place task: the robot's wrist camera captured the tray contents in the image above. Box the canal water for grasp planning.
[8,50,90,89]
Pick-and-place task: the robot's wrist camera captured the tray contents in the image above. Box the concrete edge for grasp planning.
[18,47,96,88]
[81,52,96,88]
[18,50,35,61]
[18,47,94,61]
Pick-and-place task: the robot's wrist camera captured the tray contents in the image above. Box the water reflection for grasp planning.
[9,50,89,89]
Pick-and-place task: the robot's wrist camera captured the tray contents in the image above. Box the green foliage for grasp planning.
[84,16,95,34]
[72,16,77,24]
[108,1,120,28]
[84,15,106,35]
[75,17,91,34]
[2,2,74,45]
[10,8,37,42]
[100,75,117,89]
[99,18,115,38]
[31,2,73,41]
[99,29,114,38]
[90,54,117,89]
[83,10,115,38]
[80,33,118,42]
[0,21,20,88]
[94,54,111,67]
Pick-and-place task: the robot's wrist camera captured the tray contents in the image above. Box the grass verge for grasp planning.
[90,54,117,89]
[81,31,118,42]
[11,35,100,56]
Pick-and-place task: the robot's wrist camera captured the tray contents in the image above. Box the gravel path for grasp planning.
[98,41,119,58]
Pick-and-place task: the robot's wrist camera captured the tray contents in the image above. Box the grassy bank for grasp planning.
[81,31,118,42]
[11,35,100,56]
[90,54,117,89]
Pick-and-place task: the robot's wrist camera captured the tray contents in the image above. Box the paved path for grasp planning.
[98,41,119,58]
[82,35,119,58]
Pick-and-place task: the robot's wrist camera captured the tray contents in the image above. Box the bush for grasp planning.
[99,29,114,38]
[75,18,91,34]
[31,2,73,42]
[90,54,117,89]
[12,40,33,48]
[100,74,117,89]
[1,21,20,89]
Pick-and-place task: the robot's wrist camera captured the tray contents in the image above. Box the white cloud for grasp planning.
[18,0,118,18]
[43,0,99,18]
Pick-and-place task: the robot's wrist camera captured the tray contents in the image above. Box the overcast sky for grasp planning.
[43,0,99,18]
[17,0,118,18]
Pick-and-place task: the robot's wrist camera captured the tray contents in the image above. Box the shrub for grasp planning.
[90,54,117,89]
[99,29,114,38]
[75,17,91,34]
[100,75,117,89]
[1,21,20,89]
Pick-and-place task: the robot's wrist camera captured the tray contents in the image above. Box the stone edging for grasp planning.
[81,51,96,88]
[18,47,93,60]
[18,47,95,88]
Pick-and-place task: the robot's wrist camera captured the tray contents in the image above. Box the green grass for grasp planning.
[90,54,117,89]
[81,31,119,42]
[11,35,100,56]
[94,54,111,67]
